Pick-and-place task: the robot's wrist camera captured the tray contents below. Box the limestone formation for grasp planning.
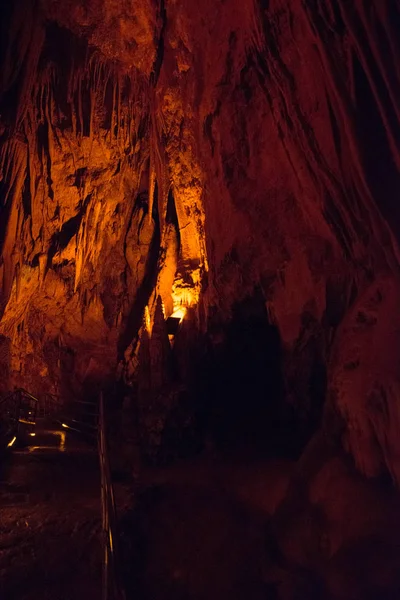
[0,0,399,486]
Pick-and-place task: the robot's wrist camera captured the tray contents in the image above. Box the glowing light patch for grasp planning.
[61,423,69,428]
[109,530,114,552]
[29,432,36,437]
[171,306,187,322]
[144,305,151,332]
[7,436,17,447]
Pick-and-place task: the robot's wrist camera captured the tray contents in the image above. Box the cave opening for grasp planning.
[199,289,285,458]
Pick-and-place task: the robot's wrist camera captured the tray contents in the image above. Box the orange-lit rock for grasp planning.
[0,0,400,487]
[329,274,400,483]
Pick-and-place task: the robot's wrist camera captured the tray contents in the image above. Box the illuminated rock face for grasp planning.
[1,1,400,478]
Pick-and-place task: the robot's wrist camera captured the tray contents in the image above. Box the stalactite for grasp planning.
[14,23,46,131]
[116,74,121,142]
[339,1,400,167]
[0,138,26,313]
[154,141,169,242]
[14,263,21,302]
[148,147,156,224]
[89,86,94,141]
[111,79,117,142]
[147,97,171,239]
[38,253,47,288]
[334,11,398,265]
[74,221,84,293]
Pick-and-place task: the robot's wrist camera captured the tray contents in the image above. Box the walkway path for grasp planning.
[0,419,102,600]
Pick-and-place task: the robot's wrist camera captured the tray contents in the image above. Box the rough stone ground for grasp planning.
[114,442,400,600]
[0,424,102,600]
[2,417,400,600]
[114,450,294,600]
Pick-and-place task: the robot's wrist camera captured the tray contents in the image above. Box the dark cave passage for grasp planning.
[200,291,285,456]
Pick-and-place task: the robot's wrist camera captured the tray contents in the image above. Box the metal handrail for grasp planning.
[0,388,39,409]
[53,393,99,440]
[63,417,98,430]
[14,387,39,403]
[0,391,15,406]
[0,391,20,440]
[0,388,39,445]
[39,392,60,417]
[1,388,127,597]
[98,391,126,600]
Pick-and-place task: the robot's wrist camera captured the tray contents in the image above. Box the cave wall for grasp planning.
[1,0,400,478]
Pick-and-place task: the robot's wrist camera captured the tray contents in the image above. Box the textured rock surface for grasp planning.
[0,0,400,482]
[268,433,400,599]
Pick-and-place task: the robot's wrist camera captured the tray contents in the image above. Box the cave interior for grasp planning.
[1,1,400,599]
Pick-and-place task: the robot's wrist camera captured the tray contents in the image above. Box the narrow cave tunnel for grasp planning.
[1,1,400,599]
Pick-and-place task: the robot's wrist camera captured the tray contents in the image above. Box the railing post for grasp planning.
[98,391,126,600]
[16,389,21,435]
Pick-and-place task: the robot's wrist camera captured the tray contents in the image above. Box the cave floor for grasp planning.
[114,444,400,600]
[0,420,102,600]
[114,450,295,600]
